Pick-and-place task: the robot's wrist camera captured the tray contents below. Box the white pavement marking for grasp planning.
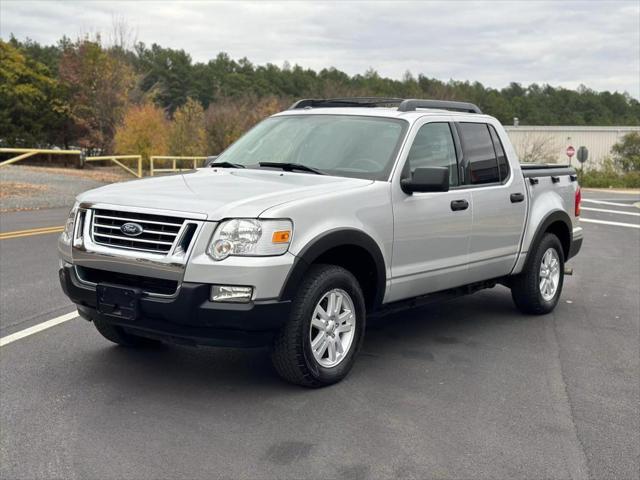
[0,311,78,347]
[580,218,640,229]
[581,207,640,217]
[581,199,639,208]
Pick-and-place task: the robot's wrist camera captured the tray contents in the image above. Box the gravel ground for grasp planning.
[0,166,129,211]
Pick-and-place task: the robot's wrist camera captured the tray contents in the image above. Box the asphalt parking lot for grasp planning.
[0,190,638,480]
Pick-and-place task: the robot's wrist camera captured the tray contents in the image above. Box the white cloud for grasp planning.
[1,0,638,98]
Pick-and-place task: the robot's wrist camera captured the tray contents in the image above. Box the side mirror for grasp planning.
[400,167,449,194]
[204,156,218,167]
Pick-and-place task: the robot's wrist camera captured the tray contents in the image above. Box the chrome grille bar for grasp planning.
[93,213,183,227]
[90,208,187,254]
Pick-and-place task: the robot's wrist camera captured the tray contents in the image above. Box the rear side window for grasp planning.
[405,122,459,186]
[488,125,509,181]
[458,123,499,185]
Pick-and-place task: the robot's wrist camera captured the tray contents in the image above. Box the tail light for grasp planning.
[575,187,581,217]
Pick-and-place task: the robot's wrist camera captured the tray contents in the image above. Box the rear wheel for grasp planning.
[93,317,159,347]
[271,265,365,387]
[511,233,564,314]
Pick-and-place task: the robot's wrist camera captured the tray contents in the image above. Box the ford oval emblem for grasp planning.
[120,222,144,237]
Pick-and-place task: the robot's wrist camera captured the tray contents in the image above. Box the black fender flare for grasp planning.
[522,210,572,267]
[279,228,387,309]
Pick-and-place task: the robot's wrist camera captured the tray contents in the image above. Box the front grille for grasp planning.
[76,266,178,296]
[91,208,186,254]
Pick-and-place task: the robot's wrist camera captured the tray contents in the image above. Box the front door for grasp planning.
[388,118,472,303]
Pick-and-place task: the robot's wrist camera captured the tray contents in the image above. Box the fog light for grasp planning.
[211,285,253,303]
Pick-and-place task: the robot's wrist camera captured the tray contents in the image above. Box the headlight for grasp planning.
[208,219,292,260]
[60,201,79,245]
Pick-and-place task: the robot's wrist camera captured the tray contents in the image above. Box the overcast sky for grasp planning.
[1,0,639,98]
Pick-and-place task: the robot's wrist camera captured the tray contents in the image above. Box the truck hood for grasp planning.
[77,168,373,219]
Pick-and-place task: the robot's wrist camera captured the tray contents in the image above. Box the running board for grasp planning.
[371,279,499,318]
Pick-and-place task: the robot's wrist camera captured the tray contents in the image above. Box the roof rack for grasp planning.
[289,97,482,114]
[398,99,482,114]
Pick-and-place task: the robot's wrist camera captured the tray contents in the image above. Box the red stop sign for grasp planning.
[566,145,575,158]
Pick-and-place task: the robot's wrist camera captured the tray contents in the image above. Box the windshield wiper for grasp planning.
[258,162,325,175]
[210,161,245,169]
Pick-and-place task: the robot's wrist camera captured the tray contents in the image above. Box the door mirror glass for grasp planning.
[401,167,449,194]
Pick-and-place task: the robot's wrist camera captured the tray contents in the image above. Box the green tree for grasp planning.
[168,97,207,156]
[0,40,64,146]
[135,43,197,113]
[612,132,640,172]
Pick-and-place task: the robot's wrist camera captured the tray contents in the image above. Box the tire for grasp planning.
[271,264,366,387]
[93,317,159,347]
[511,233,565,315]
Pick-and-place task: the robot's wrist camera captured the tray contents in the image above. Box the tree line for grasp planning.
[1,34,639,162]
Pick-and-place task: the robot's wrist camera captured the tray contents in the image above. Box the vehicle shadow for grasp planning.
[80,286,525,394]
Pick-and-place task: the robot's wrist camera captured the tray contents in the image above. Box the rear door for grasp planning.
[455,121,527,282]
[388,116,472,302]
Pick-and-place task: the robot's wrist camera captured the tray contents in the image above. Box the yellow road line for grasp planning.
[0,225,64,240]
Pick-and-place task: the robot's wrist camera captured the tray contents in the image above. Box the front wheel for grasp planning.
[511,233,565,314]
[271,265,366,387]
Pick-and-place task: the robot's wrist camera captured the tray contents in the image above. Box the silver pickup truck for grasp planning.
[58,98,583,387]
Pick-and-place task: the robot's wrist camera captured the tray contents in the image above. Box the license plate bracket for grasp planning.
[96,284,141,321]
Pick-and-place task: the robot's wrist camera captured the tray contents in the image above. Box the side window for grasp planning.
[405,122,458,186]
[488,125,509,181]
[458,123,499,185]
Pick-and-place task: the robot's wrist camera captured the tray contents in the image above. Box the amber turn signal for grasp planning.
[272,230,291,243]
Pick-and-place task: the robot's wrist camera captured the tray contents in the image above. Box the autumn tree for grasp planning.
[59,37,134,152]
[114,102,169,168]
[168,97,206,156]
[205,95,288,154]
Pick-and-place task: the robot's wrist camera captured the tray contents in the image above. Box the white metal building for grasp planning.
[504,126,640,169]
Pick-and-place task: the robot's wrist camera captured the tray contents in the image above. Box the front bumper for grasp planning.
[59,265,291,347]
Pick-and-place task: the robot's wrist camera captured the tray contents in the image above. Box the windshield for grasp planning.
[215,114,409,180]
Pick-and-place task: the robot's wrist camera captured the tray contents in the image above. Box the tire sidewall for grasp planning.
[532,235,565,310]
[299,268,366,384]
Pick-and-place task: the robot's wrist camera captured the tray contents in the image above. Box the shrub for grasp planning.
[611,132,640,172]
[577,158,640,188]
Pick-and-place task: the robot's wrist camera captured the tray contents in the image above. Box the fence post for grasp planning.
[137,156,142,177]
[77,151,86,169]
[150,157,154,176]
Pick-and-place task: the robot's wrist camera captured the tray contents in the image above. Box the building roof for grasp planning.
[504,125,640,132]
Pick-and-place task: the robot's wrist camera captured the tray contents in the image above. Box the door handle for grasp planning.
[510,193,525,203]
[450,199,469,211]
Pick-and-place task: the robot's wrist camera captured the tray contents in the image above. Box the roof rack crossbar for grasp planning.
[397,99,482,114]
[289,97,404,110]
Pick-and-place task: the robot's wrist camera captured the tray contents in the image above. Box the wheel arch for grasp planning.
[279,228,386,311]
[524,210,572,266]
